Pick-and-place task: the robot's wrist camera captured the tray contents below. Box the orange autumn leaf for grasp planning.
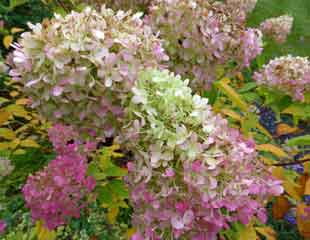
[272,196,290,219]
[296,174,308,197]
[304,178,310,195]
[276,123,300,136]
[297,203,310,238]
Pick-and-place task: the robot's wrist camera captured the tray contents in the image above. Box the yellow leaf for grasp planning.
[15,124,30,134]
[0,142,12,150]
[216,78,248,112]
[20,139,40,148]
[259,156,275,165]
[13,149,26,155]
[221,109,242,121]
[11,138,20,149]
[5,104,30,118]
[107,207,119,224]
[35,221,56,240]
[10,27,24,34]
[272,167,284,180]
[9,91,19,97]
[127,228,136,239]
[3,35,13,49]
[272,167,301,200]
[256,144,289,158]
[255,226,277,240]
[0,128,16,140]
[283,180,301,201]
[256,123,273,139]
[0,110,11,125]
[16,98,30,105]
[238,224,257,240]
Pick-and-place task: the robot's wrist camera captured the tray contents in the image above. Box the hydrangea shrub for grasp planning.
[124,69,283,239]
[22,125,96,230]
[260,15,294,44]
[147,0,263,90]
[10,6,168,139]
[253,55,310,101]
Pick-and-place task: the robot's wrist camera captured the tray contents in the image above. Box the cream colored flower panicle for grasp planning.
[260,15,294,43]
[10,6,168,139]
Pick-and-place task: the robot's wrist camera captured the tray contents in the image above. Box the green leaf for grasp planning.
[110,179,129,199]
[286,135,310,147]
[97,185,113,205]
[105,165,127,177]
[87,162,106,181]
[9,0,29,10]
[238,82,257,93]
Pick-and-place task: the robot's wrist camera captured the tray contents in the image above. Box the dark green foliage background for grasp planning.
[248,0,310,60]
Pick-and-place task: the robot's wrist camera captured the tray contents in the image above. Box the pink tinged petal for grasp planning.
[54,176,66,187]
[183,210,194,225]
[257,208,267,223]
[54,111,63,118]
[127,162,135,172]
[25,79,40,87]
[52,86,64,96]
[163,167,175,177]
[209,177,217,189]
[171,215,184,230]
[192,160,202,173]
[131,233,144,240]
[269,184,284,196]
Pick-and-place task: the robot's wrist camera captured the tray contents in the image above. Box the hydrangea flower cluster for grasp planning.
[22,125,96,230]
[104,0,151,11]
[253,55,310,101]
[124,69,283,239]
[260,15,294,44]
[0,157,14,179]
[147,0,263,90]
[10,6,168,139]
[226,0,257,14]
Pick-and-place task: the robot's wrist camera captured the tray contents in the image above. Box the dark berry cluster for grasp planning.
[259,106,277,135]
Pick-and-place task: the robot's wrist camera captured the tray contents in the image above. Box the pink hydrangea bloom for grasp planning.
[10,6,168,140]
[253,55,310,101]
[148,0,263,90]
[124,69,283,239]
[22,125,96,230]
[260,15,294,44]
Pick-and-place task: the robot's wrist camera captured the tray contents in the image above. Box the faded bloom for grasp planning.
[90,0,152,12]
[0,61,9,74]
[10,6,167,139]
[124,69,283,239]
[148,0,263,90]
[260,15,294,44]
[0,157,14,179]
[253,55,310,101]
[226,0,257,13]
